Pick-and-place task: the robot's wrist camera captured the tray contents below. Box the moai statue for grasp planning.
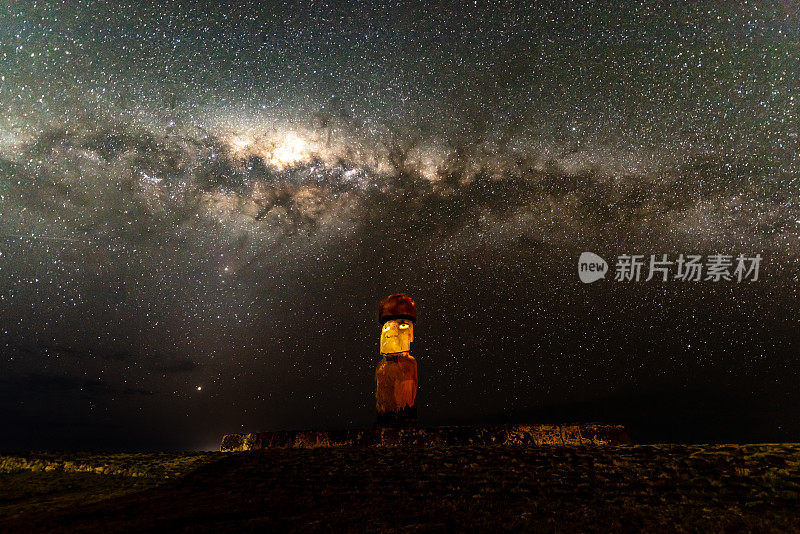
[375,293,418,426]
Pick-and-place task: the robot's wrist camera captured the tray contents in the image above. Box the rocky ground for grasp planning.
[1,444,800,532]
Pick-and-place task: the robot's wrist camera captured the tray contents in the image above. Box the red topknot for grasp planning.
[378,293,416,324]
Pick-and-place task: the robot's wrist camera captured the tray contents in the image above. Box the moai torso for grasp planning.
[375,352,417,417]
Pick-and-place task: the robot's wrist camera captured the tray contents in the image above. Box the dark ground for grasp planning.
[2,445,800,532]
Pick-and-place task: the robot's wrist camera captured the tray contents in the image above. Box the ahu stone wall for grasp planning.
[221,423,630,451]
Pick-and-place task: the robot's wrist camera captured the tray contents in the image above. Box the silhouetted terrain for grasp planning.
[2,445,800,532]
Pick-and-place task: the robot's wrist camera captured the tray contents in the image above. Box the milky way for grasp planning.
[1,1,799,449]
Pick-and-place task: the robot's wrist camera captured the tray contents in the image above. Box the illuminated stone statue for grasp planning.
[375,293,418,425]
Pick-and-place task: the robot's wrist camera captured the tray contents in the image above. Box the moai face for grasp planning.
[380,318,414,353]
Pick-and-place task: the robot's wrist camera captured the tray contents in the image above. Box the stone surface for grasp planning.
[375,352,417,420]
[220,423,630,451]
[5,444,800,531]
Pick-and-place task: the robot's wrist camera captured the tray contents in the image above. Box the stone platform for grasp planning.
[220,423,630,451]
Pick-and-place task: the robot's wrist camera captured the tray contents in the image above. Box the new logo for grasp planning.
[578,252,608,283]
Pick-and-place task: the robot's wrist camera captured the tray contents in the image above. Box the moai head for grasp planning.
[378,293,416,354]
[381,319,414,353]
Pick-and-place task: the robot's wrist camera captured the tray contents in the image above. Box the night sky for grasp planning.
[1,1,799,451]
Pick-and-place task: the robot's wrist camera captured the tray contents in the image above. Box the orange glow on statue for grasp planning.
[375,293,418,425]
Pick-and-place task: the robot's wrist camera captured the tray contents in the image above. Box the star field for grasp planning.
[0,1,798,449]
